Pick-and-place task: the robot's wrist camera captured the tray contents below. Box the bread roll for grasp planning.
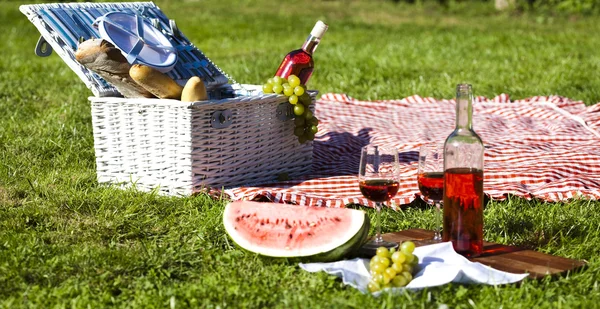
[75,38,154,98]
[181,76,208,102]
[129,64,183,100]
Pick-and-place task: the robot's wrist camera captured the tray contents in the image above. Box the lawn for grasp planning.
[2,0,600,308]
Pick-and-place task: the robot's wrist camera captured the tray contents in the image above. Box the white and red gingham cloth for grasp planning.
[225,93,600,208]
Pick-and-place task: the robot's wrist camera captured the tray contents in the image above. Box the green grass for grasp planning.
[2,0,600,307]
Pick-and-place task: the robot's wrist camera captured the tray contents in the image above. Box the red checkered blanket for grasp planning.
[225,93,600,208]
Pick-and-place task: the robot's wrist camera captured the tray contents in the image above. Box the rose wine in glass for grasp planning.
[358,145,400,255]
[418,144,444,241]
[443,84,485,257]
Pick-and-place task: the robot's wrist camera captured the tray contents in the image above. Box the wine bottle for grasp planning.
[442,84,485,257]
[274,20,328,85]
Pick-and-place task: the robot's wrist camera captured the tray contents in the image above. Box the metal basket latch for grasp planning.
[211,110,233,129]
[35,36,52,57]
[276,103,294,121]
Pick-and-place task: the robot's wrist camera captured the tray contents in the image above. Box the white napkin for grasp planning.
[299,242,528,295]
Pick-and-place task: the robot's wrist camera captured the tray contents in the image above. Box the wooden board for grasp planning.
[382,229,587,279]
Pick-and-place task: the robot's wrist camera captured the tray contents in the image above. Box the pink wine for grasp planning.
[359,179,400,203]
[417,172,444,201]
[442,168,484,257]
[275,21,328,85]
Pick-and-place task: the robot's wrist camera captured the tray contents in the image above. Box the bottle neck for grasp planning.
[455,84,473,131]
[302,35,321,55]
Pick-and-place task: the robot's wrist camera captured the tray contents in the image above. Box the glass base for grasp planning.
[357,239,399,258]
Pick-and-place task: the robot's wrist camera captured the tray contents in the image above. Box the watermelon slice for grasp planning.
[223,201,370,262]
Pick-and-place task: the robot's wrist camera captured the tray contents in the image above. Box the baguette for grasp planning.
[75,39,154,98]
[129,64,183,100]
[181,76,208,102]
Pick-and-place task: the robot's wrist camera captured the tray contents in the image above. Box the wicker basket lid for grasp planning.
[20,2,230,97]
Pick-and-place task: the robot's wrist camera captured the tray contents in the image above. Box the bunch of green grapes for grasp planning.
[262,75,318,144]
[367,241,418,293]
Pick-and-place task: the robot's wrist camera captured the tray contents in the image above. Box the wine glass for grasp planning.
[358,145,400,255]
[417,143,444,241]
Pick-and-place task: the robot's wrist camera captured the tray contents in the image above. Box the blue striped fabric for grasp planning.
[21,2,229,97]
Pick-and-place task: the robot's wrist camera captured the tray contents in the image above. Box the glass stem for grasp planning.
[434,201,442,241]
[375,202,383,243]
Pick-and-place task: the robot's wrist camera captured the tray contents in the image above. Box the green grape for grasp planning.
[304,131,315,141]
[266,78,274,85]
[391,275,408,287]
[391,251,406,264]
[373,273,385,285]
[294,85,305,96]
[389,248,397,255]
[262,83,273,93]
[391,262,404,273]
[272,76,284,85]
[294,116,305,126]
[411,255,419,267]
[404,253,415,264]
[400,241,416,255]
[307,117,319,126]
[369,259,379,270]
[298,135,308,144]
[300,93,312,105]
[280,77,288,85]
[288,75,300,88]
[402,264,413,274]
[293,126,305,137]
[370,263,386,274]
[304,109,313,120]
[400,271,413,282]
[371,255,382,265]
[376,247,390,258]
[384,267,397,279]
[283,85,294,97]
[382,273,393,285]
[289,95,299,105]
[309,125,318,134]
[272,84,283,94]
[367,281,381,293]
[293,104,305,116]
[378,257,390,268]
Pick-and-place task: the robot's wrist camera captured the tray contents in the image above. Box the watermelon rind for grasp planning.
[308,214,370,262]
[223,201,370,262]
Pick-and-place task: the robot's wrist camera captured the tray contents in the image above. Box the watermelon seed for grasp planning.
[308,232,313,237]
[334,217,341,222]
[285,223,292,229]
[309,222,316,227]
[289,234,293,239]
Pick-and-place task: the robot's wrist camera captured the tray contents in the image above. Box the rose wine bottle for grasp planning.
[274,20,328,85]
[442,84,485,257]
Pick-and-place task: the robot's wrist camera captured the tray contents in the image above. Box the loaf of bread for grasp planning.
[181,76,208,102]
[74,39,154,98]
[129,64,183,100]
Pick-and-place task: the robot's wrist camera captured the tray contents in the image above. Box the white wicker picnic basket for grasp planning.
[21,2,314,195]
